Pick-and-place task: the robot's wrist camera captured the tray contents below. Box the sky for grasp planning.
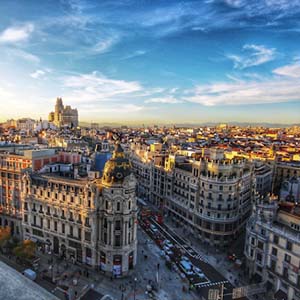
[0,0,300,125]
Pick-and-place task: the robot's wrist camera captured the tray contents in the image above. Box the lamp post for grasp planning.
[133,277,137,300]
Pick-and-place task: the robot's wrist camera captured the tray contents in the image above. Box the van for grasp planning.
[23,269,37,281]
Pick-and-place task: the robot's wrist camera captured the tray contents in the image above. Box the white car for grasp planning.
[194,267,205,279]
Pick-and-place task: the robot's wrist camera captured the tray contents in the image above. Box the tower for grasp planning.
[98,143,138,277]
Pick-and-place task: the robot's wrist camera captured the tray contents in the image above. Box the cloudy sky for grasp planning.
[0,0,300,124]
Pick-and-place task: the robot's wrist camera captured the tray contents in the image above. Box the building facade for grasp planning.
[0,149,58,239]
[21,144,137,277]
[131,145,255,248]
[48,98,78,128]
[245,198,300,300]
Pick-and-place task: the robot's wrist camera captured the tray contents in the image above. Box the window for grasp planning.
[286,240,292,251]
[85,217,90,227]
[284,254,291,263]
[69,226,73,236]
[283,267,288,277]
[256,252,262,263]
[24,214,28,223]
[47,220,50,229]
[257,241,264,250]
[271,247,277,256]
[115,220,121,230]
[128,201,131,210]
[115,235,121,247]
[273,235,279,244]
[54,221,57,231]
[62,223,65,234]
[85,231,91,242]
[270,260,276,272]
[117,202,120,211]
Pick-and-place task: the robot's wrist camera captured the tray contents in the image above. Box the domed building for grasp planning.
[20,142,137,278]
[97,143,138,277]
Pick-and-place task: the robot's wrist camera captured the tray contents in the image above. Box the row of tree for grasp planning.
[0,226,36,261]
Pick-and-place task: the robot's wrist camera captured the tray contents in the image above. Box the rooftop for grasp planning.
[0,261,59,300]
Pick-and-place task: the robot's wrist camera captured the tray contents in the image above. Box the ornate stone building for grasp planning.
[245,197,300,300]
[48,97,78,128]
[21,144,137,277]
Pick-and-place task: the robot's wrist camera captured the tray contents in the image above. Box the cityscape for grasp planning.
[0,1,300,300]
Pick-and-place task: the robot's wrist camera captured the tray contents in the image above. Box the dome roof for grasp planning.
[102,143,131,184]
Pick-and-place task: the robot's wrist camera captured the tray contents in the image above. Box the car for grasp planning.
[194,267,205,279]
[181,256,190,263]
[180,260,194,276]
[163,240,173,248]
[150,224,159,233]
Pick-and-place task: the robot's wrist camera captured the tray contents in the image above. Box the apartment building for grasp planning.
[273,161,300,194]
[245,198,300,300]
[21,144,137,276]
[254,161,273,197]
[0,148,58,238]
[131,144,255,248]
[165,148,255,248]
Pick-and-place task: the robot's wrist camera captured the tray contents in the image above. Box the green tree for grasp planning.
[0,226,11,250]
[13,240,36,261]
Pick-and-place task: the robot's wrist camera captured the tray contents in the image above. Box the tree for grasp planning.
[0,226,11,250]
[13,240,36,261]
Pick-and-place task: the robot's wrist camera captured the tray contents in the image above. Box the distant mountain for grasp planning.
[79,121,300,128]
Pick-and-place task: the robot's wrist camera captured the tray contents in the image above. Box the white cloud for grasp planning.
[228,44,276,69]
[145,97,182,104]
[273,62,300,78]
[0,23,34,43]
[8,49,40,63]
[92,35,119,54]
[63,71,142,103]
[122,50,147,60]
[185,76,300,106]
[30,70,46,79]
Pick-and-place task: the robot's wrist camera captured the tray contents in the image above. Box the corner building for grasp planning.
[21,144,137,277]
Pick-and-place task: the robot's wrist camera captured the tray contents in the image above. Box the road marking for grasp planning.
[195,280,229,288]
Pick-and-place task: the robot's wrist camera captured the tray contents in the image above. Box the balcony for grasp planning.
[31,223,43,229]
[67,234,81,241]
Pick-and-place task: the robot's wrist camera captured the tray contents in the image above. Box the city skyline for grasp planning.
[1,0,300,124]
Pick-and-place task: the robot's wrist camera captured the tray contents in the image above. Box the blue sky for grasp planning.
[0,0,300,124]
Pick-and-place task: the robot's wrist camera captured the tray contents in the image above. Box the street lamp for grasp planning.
[133,277,137,300]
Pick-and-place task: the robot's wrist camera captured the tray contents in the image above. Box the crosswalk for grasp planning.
[193,254,204,260]
[195,280,229,288]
